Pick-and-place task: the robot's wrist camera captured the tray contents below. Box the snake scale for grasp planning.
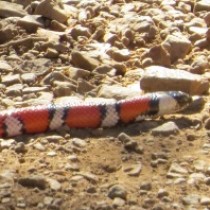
[0,91,192,137]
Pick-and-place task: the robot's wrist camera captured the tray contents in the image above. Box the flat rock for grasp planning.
[0,1,27,18]
[140,66,209,95]
[167,162,188,179]
[34,0,68,23]
[71,51,100,71]
[123,162,142,176]
[152,121,179,136]
[17,15,45,32]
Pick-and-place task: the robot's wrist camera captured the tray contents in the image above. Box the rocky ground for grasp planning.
[0,0,210,209]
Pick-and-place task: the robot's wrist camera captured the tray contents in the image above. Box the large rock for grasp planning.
[17,15,45,32]
[0,1,27,18]
[34,0,68,23]
[140,66,209,95]
[194,0,210,12]
[162,34,192,63]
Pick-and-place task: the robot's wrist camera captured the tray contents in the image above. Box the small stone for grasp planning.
[194,0,210,12]
[1,74,21,86]
[162,34,192,63]
[46,178,61,191]
[21,73,37,84]
[190,55,209,74]
[45,48,59,58]
[141,45,171,66]
[44,196,53,205]
[118,133,132,143]
[33,143,46,151]
[167,162,188,178]
[18,175,48,190]
[47,151,57,157]
[65,163,80,171]
[71,51,100,71]
[0,139,16,149]
[113,197,125,207]
[34,0,68,23]
[193,160,207,172]
[77,172,98,183]
[201,197,210,205]
[205,177,210,185]
[14,142,27,153]
[17,15,45,32]
[152,121,179,136]
[140,182,152,191]
[108,185,127,200]
[107,48,131,62]
[204,12,210,26]
[157,189,169,198]
[188,173,206,185]
[71,25,91,39]
[0,60,13,72]
[182,194,200,205]
[123,162,142,176]
[204,118,210,130]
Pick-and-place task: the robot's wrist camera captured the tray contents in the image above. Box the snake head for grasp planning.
[157,91,192,115]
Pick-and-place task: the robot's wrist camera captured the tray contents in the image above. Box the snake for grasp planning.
[0,91,192,138]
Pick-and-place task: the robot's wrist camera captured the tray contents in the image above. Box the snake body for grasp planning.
[0,91,191,137]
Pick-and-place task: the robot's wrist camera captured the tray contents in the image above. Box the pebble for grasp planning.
[14,142,27,153]
[108,184,127,200]
[140,182,152,191]
[18,175,48,190]
[47,151,57,157]
[113,197,125,207]
[33,142,46,151]
[182,194,200,205]
[71,51,100,71]
[200,196,210,205]
[17,15,45,32]
[1,74,21,86]
[167,162,188,178]
[0,139,16,149]
[76,172,98,183]
[194,0,210,12]
[157,189,169,198]
[46,178,61,191]
[152,121,179,136]
[204,118,210,130]
[123,162,142,176]
[0,60,13,72]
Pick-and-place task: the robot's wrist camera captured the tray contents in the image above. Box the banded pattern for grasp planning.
[0,91,192,137]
